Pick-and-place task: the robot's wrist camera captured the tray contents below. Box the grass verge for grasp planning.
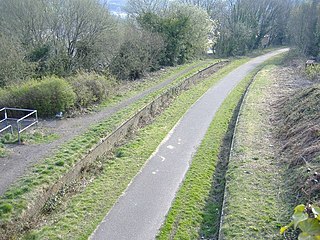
[21,59,251,239]
[220,64,292,239]
[157,54,287,240]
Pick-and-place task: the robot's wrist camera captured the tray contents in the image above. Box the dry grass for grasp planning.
[278,85,320,165]
[276,83,320,203]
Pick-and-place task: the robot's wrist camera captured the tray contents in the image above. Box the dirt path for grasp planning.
[90,49,288,240]
[0,61,217,196]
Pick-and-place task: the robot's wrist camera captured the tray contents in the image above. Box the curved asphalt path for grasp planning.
[89,49,289,240]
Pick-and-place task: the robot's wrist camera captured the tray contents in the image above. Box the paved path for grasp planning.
[0,61,214,196]
[89,49,289,240]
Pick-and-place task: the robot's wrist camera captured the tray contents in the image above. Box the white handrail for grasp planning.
[0,107,38,143]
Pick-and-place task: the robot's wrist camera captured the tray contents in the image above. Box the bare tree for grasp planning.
[126,0,169,16]
[0,0,119,76]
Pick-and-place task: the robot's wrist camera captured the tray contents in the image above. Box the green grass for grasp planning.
[157,54,288,240]
[0,58,232,229]
[0,131,58,145]
[21,59,251,239]
[0,142,6,158]
[0,130,58,158]
[220,65,291,239]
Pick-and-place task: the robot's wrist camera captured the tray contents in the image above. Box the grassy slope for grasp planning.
[220,64,291,239]
[0,59,221,223]
[157,54,287,240]
[23,59,251,240]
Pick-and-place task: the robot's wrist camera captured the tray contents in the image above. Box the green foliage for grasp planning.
[0,133,18,144]
[0,129,57,149]
[281,204,320,240]
[306,64,320,80]
[0,203,13,216]
[0,142,6,158]
[0,77,76,117]
[68,72,117,107]
[138,4,214,66]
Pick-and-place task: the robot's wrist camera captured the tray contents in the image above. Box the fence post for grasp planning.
[18,122,21,144]
[4,108,8,127]
[35,110,38,125]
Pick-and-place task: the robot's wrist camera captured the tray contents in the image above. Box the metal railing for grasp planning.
[0,107,38,143]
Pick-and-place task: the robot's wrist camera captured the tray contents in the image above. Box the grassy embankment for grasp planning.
[157,53,288,240]
[219,64,293,239]
[22,58,252,239]
[221,60,320,239]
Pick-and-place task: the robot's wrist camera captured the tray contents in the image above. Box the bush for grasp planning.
[67,72,117,108]
[0,77,76,117]
[305,64,320,80]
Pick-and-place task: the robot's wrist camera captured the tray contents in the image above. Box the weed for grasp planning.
[0,203,13,216]
[305,64,320,80]
[0,143,6,158]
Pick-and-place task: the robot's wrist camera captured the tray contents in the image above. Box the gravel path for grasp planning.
[0,61,213,196]
[89,49,289,240]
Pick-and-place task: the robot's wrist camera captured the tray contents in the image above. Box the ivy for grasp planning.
[281,204,320,240]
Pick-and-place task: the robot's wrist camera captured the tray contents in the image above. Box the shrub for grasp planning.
[305,64,320,80]
[67,72,117,108]
[0,77,76,117]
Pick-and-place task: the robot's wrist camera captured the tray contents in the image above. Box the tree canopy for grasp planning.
[0,0,319,86]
